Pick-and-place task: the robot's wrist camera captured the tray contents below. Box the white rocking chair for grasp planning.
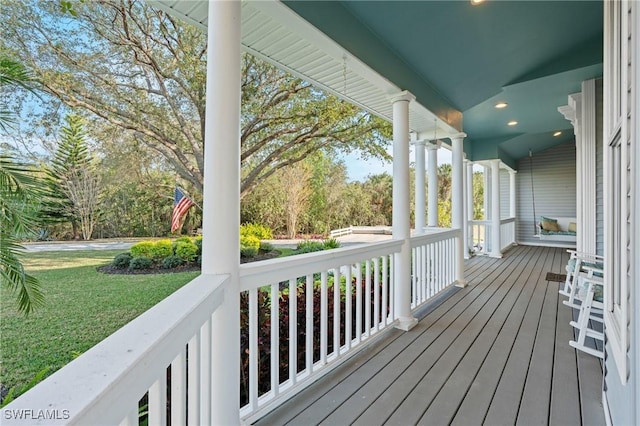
[560,250,604,311]
[568,265,604,359]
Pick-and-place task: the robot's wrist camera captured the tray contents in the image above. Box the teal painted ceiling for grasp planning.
[284,1,603,165]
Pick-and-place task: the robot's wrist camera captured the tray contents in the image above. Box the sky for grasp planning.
[342,144,454,182]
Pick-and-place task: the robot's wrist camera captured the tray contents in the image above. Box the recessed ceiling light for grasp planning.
[495,102,508,109]
[553,131,562,137]
[470,0,485,4]
[508,120,518,126]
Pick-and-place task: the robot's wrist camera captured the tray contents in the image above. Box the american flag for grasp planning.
[171,187,195,232]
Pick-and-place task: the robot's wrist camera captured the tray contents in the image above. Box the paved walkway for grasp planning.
[22,234,391,252]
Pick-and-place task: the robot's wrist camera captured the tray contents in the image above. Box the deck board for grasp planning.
[549,251,583,426]
[253,246,604,426]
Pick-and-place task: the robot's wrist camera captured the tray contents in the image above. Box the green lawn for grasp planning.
[0,249,198,397]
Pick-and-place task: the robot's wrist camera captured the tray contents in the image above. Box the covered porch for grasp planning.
[255,245,604,426]
[1,1,616,425]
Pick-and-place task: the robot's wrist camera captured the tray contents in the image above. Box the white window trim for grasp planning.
[603,0,631,385]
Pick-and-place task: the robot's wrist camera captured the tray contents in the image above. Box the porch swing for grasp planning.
[529,150,577,243]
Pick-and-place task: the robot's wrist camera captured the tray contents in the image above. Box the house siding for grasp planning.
[596,78,604,257]
[604,2,638,425]
[515,141,576,245]
[500,168,510,219]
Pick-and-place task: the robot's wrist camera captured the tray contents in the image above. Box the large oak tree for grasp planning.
[2,0,391,198]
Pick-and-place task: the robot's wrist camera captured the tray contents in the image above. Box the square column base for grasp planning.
[395,316,418,331]
[455,279,468,288]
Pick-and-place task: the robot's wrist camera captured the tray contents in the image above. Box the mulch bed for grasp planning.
[97,250,282,275]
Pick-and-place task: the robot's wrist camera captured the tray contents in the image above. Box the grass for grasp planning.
[0,249,198,397]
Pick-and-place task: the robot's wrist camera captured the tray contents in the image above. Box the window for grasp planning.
[604,0,632,385]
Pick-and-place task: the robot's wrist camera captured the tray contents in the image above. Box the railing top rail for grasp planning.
[2,274,228,426]
[500,217,516,224]
[469,220,491,225]
[410,228,461,248]
[239,239,403,291]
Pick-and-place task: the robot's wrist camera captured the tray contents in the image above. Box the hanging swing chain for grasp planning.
[529,151,538,235]
[342,55,347,97]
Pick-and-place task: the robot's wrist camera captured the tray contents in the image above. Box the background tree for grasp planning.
[2,0,391,200]
[0,56,44,314]
[281,162,313,238]
[45,114,101,240]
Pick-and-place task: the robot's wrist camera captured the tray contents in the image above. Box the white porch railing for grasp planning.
[328,226,353,238]
[238,239,402,421]
[469,218,516,255]
[0,274,227,425]
[410,229,459,309]
[2,233,464,425]
[500,217,516,252]
[469,220,490,254]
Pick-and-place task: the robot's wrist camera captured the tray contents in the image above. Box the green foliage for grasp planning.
[0,155,45,315]
[0,366,50,408]
[112,252,132,269]
[175,241,198,262]
[295,240,325,254]
[162,255,184,269]
[150,239,173,260]
[323,238,341,249]
[194,235,202,255]
[128,256,153,270]
[240,223,273,240]
[1,249,196,400]
[240,235,260,250]
[42,114,101,240]
[130,241,155,259]
[259,242,274,252]
[240,246,259,258]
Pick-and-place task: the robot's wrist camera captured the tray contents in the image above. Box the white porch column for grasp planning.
[466,160,474,256]
[490,159,502,258]
[560,82,596,254]
[427,141,440,227]
[509,170,517,218]
[451,133,467,287]
[483,165,491,220]
[201,2,241,424]
[391,91,417,331]
[413,140,427,234]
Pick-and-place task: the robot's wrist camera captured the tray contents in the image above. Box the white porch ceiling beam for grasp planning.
[148,0,459,136]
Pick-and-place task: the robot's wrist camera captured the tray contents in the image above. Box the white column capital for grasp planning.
[449,132,467,141]
[426,140,442,150]
[390,90,416,104]
[411,139,428,147]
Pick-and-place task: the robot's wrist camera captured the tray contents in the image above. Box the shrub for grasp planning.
[112,252,132,269]
[129,256,153,270]
[130,241,155,258]
[162,255,184,269]
[240,246,259,258]
[323,238,341,249]
[296,240,325,254]
[240,223,273,240]
[240,235,260,250]
[150,239,173,260]
[174,236,193,244]
[175,241,198,262]
[172,236,194,254]
[259,242,274,252]
[194,235,202,255]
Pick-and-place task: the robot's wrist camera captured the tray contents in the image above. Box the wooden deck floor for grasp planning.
[254,245,605,426]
